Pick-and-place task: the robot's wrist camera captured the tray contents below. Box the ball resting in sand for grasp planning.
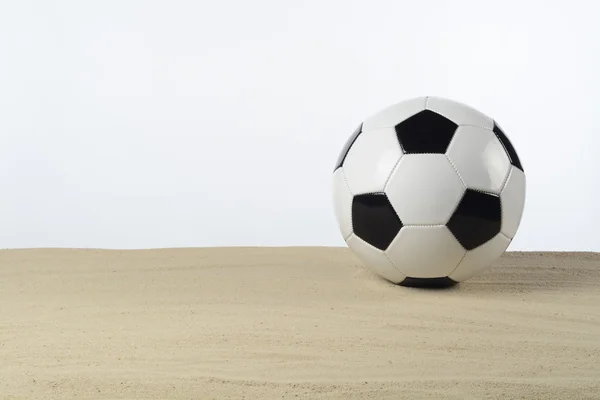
[332,96,526,287]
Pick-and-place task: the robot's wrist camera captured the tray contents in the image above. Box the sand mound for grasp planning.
[1,247,599,399]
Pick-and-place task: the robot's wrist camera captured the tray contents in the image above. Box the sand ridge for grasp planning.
[1,247,599,399]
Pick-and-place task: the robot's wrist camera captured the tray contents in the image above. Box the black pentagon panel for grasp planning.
[447,189,501,251]
[493,122,524,172]
[399,276,458,288]
[352,193,403,251]
[334,122,363,171]
[394,110,458,154]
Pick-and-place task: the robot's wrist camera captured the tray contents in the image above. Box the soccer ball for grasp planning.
[332,96,526,287]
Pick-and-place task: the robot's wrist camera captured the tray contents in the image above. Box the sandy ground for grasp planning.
[1,247,599,399]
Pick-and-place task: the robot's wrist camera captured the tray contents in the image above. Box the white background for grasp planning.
[1,0,598,250]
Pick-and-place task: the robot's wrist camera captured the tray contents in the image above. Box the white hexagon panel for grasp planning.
[446,126,511,194]
[386,225,466,279]
[385,154,465,225]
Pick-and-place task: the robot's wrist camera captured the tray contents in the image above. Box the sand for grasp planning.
[1,247,599,399]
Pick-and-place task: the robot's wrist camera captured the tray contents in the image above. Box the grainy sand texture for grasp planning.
[1,247,599,399]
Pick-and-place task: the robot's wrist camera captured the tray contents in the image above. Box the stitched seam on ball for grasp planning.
[340,168,355,241]
[497,167,513,233]
[492,122,516,169]
[352,234,406,277]
[403,223,446,227]
[344,232,354,245]
[500,226,515,240]
[340,168,354,197]
[424,96,430,109]
[467,187,500,197]
[383,156,403,192]
[446,223,464,248]
[446,189,467,229]
[500,232,512,241]
[463,184,503,196]
[457,124,494,131]
[447,250,467,277]
[343,230,353,242]
[383,251,406,277]
[500,165,513,193]
[444,155,468,225]
[444,153,467,189]
[409,152,452,155]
